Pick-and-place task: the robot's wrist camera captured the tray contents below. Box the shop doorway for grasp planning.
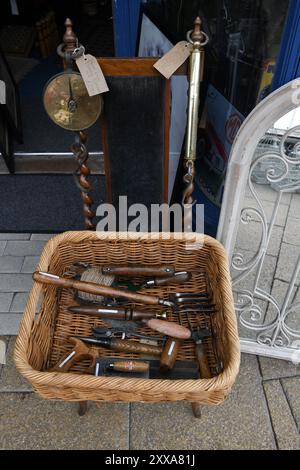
[0,0,114,173]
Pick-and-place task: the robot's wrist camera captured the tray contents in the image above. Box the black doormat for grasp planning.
[0,174,106,232]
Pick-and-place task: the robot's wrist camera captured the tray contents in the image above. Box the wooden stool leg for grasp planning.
[78,400,88,416]
[191,402,202,418]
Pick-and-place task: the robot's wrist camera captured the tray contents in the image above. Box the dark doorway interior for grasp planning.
[0,0,114,157]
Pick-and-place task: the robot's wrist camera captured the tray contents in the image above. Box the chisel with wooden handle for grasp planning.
[68,305,167,320]
[141,271,191,288]
[68,304,190,339]
[32,271,174,307]
[77,336,163,356]
[101,265,175,277]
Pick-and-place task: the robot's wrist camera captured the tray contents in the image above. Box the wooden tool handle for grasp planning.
[102,265,175,277]
[195,344,212,378]
[110,361,149,373]
[160,338,182,371]
[153,272,191,286]
[142,319,191,339]
[110,338,163,356]
[68,305,159,320]
[33,271,162,305]
[48,338,97,373]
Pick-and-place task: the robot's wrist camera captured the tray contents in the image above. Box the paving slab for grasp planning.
[245,184,292,205]
[130,354,276,450]
[0,337,32,392]
[263,380,300,450]
[10,293,28,313]
[0,335,8,368]
[0,293,13,312]
[232,250,277,294]
[263,279,300,332]
[236,222,283,257]
[4,241,46,257]
[243,197,289,227]
[281,377,300,430]
[0,393,129,450]
[259,356,300,380]
[30,234,55,241]
[0,257,24,273]
[21,256,39,274]
[275,243,300,286]
[0,314,22,335]
[0,234,30,240]
[0,274,32,292]
[289,193,300,219]
[0,242,6,256]
[283,218,300,247]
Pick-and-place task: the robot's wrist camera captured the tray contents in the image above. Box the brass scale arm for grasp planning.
[182,17,209,231]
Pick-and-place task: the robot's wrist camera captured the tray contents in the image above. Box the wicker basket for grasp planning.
[14,231,240,404]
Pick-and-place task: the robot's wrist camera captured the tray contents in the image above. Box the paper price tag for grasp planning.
[76,54,109,96]
[154,41,192,79]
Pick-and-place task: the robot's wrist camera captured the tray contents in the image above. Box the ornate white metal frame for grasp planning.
[217,79,300,361]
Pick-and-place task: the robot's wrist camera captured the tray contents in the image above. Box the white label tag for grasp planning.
[154,41,192,79]
[76,54,109,96]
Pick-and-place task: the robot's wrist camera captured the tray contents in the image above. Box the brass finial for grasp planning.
[63,18,77,52]
[191,16,203,43]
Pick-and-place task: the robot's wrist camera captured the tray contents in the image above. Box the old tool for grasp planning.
[76,335,164,356]
[170,294,213,304]
[159,337,183,371]
[95,358,200,379]
[104,360,150,374]
[33,271,175,308]
[141,271,191,288]
[159,297,187,371]
[187,317,212,378]
[48,337,98,373]
[140,318,191,339]
[68,305,167,320]
[67,304,189,339]
[72,264,190,302]
[92,323,164,344]
[102,265,175,277]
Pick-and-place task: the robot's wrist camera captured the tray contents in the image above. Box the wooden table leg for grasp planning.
[78,400,88,416]
[191,402,202,418]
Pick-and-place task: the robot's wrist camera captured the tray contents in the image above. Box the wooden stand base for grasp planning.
[191,402,202,418]
[78,401,88,416]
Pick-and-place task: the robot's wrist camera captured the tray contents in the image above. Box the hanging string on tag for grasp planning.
[153,41,193,79]
[75,53,109,96]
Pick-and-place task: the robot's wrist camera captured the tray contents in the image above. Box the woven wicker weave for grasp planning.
[14,231,240,404]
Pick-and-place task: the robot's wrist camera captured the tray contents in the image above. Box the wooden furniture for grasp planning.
[98,58,186,208]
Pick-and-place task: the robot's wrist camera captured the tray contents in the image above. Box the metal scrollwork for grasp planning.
[232,124,300,357]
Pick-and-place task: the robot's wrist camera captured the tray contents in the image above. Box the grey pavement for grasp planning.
[0,339,299,450]
[0,234,52,334]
